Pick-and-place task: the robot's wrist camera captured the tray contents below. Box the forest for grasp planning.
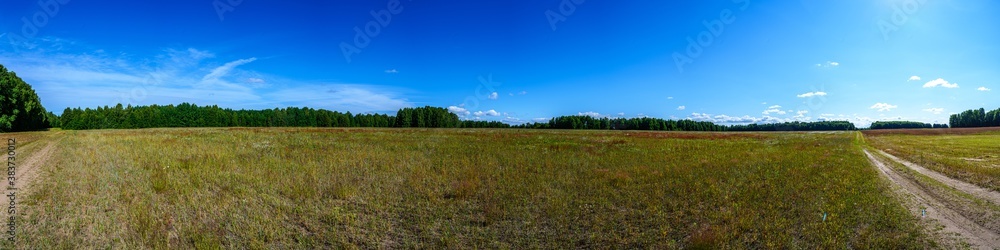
[869,121,948,130]
[949,108,1000,128]
[513,115,726,131]
[727,121,857,131]
[0,65,52,132]
[55,104,869,132]
[60,104,457,130]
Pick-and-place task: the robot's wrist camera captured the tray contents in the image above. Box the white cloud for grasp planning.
[384,69,398,74]
[578,111,605,118]
[689,113,788,124]
[488,92,498,100]
[870,103,898,112]
[676,106,686,110]
[247,78,265,84]
[473,110,501,117]
[617,112,625,117]
[796,91,827,98]
[978,87,992,92]
[667,96,674,100]
[448,106,470,116]
[762,105,786,115]
[792,110,810,120]
[817,61,839,67]
[532,118,550,122]
[922,108,944,114]
[519,91,527,95]
[923,78,959,88]
[908,76,921,81]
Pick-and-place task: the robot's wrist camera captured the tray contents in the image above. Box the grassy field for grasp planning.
[864,127,1000,192]
[5,128,931,248]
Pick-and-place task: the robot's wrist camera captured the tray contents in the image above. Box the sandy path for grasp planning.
[13,138,57,191]
[864,149,1000,249]
[875,149,1000,206]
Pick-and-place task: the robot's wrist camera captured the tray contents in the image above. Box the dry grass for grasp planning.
[7,128,929,248]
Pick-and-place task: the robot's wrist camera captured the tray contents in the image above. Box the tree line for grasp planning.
[507,115,857,131]
[869,121,948,130]
[54,104,875,132]
[950,108,1000,128]
[510,116,725,131]
[0,64,53,132]
[727,121,857,131]
[61,104,437,130]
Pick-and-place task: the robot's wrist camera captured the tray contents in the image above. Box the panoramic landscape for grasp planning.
[2,1,1000,249]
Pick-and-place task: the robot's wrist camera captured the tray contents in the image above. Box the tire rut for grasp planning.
[863,149,1000,249]
[874,148,1000,206]
[13,138,57,192]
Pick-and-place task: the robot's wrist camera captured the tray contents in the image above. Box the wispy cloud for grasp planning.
[676,105,686,110]
[796,91,827,98]
[263,84,411,112]
[385,69,398,74]
[199,57,258,90]
[0,42,411,113]
[870,103,898,112]
[978,87,992,92]
[908,76,921,81]
[923,78,959,88]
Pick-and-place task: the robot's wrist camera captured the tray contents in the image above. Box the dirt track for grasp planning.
[875,149,1000,206]
[14,139,56,191]
[864,149,1000,249]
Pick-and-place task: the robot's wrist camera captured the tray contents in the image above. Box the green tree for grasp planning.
[0,64,50,132]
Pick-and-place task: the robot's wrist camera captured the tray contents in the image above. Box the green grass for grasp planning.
[864,129,1000,191]
[9,128,930,248]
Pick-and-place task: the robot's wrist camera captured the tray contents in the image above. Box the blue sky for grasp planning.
[1,0,997,127]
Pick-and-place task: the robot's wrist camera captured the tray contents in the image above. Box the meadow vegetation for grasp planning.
[8,128,931,248]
